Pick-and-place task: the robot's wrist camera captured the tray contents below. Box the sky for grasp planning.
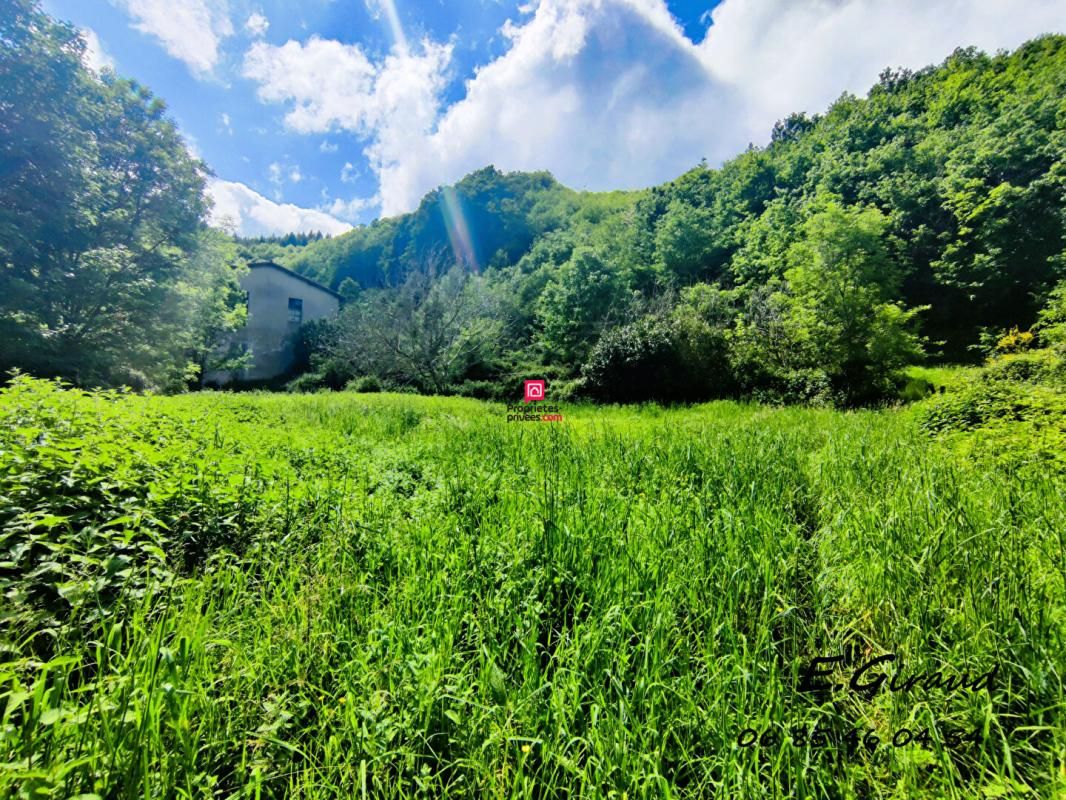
[47,0,1065,238]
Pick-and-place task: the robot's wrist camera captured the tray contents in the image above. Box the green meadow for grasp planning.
[1,376,1063,798]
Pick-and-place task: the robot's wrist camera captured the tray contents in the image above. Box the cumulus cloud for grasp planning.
[243,0,1065,217]
[324,194,382,222]
[698,0,1066,146]
[112,0,234,75]
[207,179,352,237]
[246,12,269,38]
[371,0,734,213]
[242,35,451,136]
[80,28,115,73]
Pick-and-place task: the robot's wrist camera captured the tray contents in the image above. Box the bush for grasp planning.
[546,377,585,402]
[995,326,1036,353]
[285,373,328,393]
[450,379,502,400]
[918,376,1066,472]
[347,375,383,393]
[919,378,1064,433]
[0,376,268,654]
[982,349,1065,388]
[581,317,685,403]
[751,368,835,406]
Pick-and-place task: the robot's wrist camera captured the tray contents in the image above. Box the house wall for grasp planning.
[204,266,340,385]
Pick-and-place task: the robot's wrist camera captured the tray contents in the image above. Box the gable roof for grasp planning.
[247,260,343,300]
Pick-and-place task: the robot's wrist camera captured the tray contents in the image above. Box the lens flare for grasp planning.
[440,185,477,272]
[375,0,408,54]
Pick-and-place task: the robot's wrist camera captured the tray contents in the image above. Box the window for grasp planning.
[288,297,303,324]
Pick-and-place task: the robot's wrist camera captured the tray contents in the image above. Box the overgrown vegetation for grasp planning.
[2,2,1064,797]
[0,377,1063,798]
[283,37,1066,404]
[3,0,1064,405]
[918,284,1066,471]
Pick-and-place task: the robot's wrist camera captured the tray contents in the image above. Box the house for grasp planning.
[203,260,341,386]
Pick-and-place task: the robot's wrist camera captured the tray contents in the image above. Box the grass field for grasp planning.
[1,376,1064,798]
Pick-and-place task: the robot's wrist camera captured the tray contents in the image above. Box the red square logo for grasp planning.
[524,380,545,403]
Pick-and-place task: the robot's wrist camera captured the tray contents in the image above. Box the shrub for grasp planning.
[451,379,502,400]
[546,377,585,401]
[285,373,328,393]
[581,317,685,403]
[347,375,383,393]
[918,376,1066,472]
[995,326,1036,353]
[750,367,835,406]
[918,378,1064,433]
[982,349,1064,387]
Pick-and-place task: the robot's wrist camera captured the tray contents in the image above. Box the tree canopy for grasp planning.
[3,0,1064,404]
[0,0,243,389]
[288,36,1066,404]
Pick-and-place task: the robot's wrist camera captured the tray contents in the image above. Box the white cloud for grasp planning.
[246,12,270,38]
[368,0,729,214]
[268,161,283,186]
[113,0,234,76]
[220,112,232,133]
[698,0,1066,147]
[208,179,352,236]
[319,140,339,153]
[289,166,303,183]
[80,28,115,73]
[324,194,381,222]
[340,162,359,183]
[243,0,1066,217]
[242,35,451,136]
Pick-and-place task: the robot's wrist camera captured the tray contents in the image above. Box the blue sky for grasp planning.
[48,0,1064,237]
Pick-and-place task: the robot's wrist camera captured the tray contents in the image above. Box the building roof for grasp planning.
[247,260,343,300]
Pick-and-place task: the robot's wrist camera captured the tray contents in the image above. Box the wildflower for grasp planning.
[338,695,346,705]
[521,744,531,753]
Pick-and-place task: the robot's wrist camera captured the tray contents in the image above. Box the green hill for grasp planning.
[282,36,1066,402]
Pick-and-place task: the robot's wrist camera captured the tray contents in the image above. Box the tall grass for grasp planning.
[0,377,1062,798]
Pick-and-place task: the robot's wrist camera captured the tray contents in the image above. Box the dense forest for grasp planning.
[2,0,1065,404]
[276,35,1066,404]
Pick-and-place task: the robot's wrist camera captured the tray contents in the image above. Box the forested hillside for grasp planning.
[286,36,1066,404]
[1,0,1064,403]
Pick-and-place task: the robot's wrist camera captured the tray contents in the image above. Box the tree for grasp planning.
[654,200,718,283]
[784,202,924,401]
[581,317,681,402]
[1036,279,1066,346]
[535,247,627,368]
[0,1,237,389]
[325,265,501,393]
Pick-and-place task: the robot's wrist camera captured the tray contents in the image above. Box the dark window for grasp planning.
[288,297,303,323]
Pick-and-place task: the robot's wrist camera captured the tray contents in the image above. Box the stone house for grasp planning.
[203,260,341,385]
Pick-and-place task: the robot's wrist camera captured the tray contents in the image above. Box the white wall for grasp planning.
[204,265,340,384]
